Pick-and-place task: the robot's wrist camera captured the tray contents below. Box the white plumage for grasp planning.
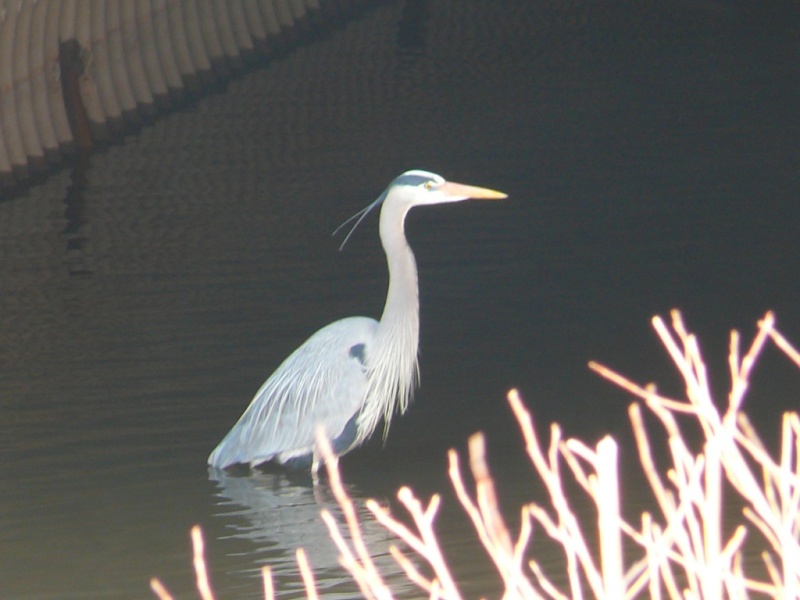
[208,170,506,472]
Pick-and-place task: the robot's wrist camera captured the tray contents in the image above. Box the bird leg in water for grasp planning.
[312,433,339,485]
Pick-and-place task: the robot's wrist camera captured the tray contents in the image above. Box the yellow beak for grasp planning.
[440,181,508,200]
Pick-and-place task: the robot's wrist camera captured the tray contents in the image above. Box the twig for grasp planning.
[317,429,394,600]
[448,433,538,599]
[149,578,174,600]
[191,525,215,600]
[296,548,319,600]
[262,566,274,600]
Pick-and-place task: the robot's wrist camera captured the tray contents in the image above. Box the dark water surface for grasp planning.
[2,1,800,598]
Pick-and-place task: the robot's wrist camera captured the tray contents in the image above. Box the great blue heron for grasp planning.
[208,170,506,472]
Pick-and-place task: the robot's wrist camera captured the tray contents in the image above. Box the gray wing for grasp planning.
[208,316,377,468]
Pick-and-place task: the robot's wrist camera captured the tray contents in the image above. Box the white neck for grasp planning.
[357,196,420,442]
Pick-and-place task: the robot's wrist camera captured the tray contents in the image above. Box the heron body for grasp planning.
[208,170,506,471]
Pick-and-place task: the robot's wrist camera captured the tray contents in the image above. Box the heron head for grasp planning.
[335,170,506,249]
[389,170,508,207]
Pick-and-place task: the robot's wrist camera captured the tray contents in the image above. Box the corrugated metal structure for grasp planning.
[0,0,364,194]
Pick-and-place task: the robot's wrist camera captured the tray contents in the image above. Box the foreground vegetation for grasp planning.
[152,311,800,598]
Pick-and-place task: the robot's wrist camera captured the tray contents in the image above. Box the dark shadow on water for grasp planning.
[62,150,94,276]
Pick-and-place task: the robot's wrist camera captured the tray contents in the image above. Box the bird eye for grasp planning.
[423,180,435,190]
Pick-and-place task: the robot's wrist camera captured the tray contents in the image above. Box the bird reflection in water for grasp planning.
[208,467,417,597]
